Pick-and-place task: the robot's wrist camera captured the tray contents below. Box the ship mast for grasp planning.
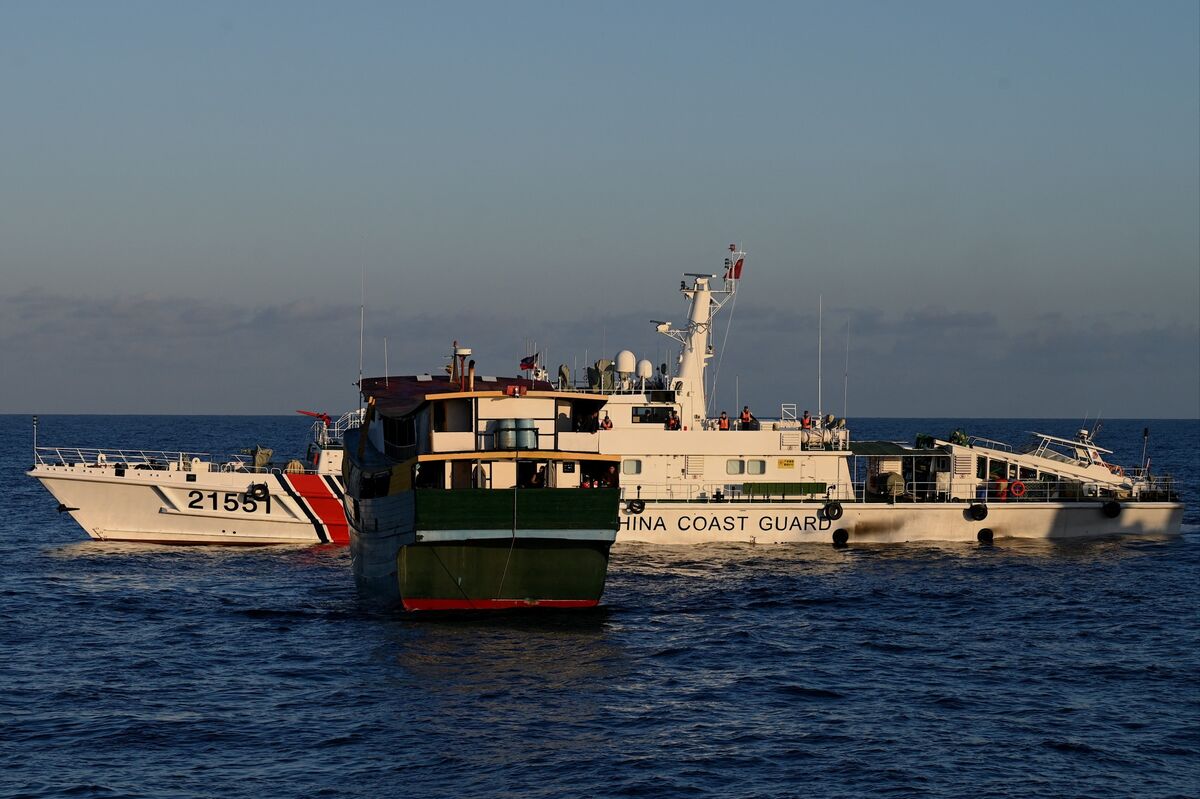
[655,245,744,428]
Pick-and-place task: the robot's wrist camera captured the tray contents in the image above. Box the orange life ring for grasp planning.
[1107,463,1125,476]
[1010,480,1026,498]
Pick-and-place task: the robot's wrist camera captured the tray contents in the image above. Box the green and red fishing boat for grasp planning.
[343,345,621,610]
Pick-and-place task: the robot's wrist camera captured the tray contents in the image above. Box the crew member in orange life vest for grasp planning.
[600,413,613,430]
[801,410,812,430]
[666,410,681,430]
[718,411,730,430]
[740,406,752,429]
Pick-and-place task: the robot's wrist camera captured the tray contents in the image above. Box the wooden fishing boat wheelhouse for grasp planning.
[343,350,621,610]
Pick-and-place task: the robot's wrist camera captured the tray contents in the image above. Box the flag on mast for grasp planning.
[724,245,744,280]
[520,353,538,371]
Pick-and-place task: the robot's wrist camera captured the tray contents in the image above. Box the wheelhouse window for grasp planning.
[726,459,745,475]
[622,459,642,475]
[747,459,766,475]
[359,470,392,499]
[383,415,417,459]
[633,406,673,425]
[432,399,472,433]
[517,460,549,488]
[413,461,443,489]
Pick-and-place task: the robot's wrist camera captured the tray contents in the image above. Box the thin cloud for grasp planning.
[1,290,1195,417]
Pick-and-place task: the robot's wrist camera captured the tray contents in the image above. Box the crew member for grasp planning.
[801,410,812,430]
[600,413,613,430]
[990,469,1009,501]
[740,406,753,430]
[666,411,681,430]
[718,411,730,430]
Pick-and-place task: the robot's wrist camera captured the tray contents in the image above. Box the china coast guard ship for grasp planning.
[28,411,361,545]
[537,246,1183,545]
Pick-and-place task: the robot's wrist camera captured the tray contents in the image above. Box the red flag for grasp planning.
[520,353,538,370]
[725,258,744,280]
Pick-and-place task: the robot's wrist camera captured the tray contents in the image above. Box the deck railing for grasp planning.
[33,446,269,473]
[620,476,1174,504]
[966,436,1013,453]
[312,408,365,449]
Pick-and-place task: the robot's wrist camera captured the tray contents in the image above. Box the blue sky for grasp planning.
[2,1,1197,417]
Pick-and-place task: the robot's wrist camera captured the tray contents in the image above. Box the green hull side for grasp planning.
[398,539,612,604]
[415,488,620,531]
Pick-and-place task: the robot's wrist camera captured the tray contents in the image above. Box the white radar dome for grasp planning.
[636,359,654,379]
[615,350,637,375]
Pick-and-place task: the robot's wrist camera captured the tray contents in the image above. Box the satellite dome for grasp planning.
[615,350,636,375]
[636,359,654,379]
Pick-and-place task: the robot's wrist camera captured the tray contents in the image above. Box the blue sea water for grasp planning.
[2,415,1198,799]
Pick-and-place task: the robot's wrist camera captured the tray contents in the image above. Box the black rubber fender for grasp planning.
[1102,500,1121,518]
[968,502,988,521]
[626,499,646,515]
[823,501,844,521]
[977,528,994,543]
[248,483,269,502]
[832,529,849,546]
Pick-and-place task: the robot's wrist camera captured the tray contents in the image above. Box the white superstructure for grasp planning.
[537,246,1184,545]
[28,410,362,545]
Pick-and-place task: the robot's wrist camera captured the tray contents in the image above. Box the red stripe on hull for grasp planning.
[286,474,350,544]
[400,598,600,612]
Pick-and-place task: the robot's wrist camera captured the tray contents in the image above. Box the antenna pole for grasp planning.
[32,414,38,457]
[843,317,850,421]
[358,268,365,404]
[817,295,823,418]
[384,337,389,388]
[1140,426,1150,471]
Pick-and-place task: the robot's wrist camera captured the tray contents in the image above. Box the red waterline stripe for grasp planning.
[285,473,350,544]
[401,598,600,612]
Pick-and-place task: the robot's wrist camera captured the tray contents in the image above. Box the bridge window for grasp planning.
[383,415,416,458]
[747,459,766,475]
[726,459,745,475]
[622,459,642,475]
[633,406,673,425]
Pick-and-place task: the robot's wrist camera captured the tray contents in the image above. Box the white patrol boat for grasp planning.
[28,410,362,545]
[535,246,1183,545]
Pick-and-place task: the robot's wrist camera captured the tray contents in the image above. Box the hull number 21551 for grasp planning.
[186,490,272,514]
